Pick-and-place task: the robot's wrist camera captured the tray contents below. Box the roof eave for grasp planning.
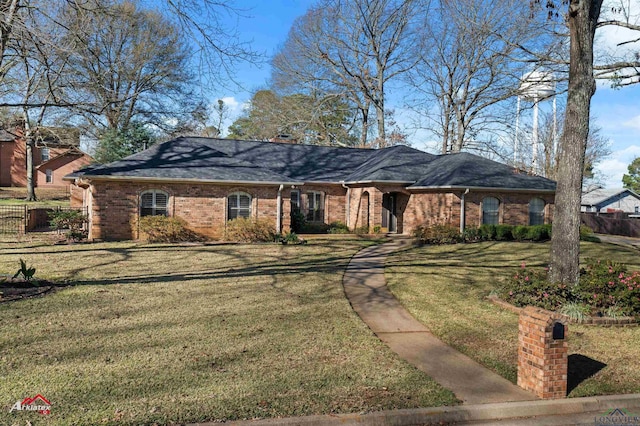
[342,180,415,185]
[63,175,304,186]
[408,185,556,193]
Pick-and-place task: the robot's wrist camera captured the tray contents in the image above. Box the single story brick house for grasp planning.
[65,137,556,241]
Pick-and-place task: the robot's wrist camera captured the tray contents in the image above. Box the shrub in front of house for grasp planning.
[328,221,351,234]
[512,225,529,241]
[48,209,88,241]
[225,217,277,242]
[499,259,640,316]
[139,216,205,243]
[413,224,462,245]
[495,224,514,241]
[478,224,497,241]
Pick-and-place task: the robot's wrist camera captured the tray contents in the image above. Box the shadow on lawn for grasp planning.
[568,354,607,394]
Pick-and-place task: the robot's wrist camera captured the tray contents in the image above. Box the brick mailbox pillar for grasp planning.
[517,306,568,399]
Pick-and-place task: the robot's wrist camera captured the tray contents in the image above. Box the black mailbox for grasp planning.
[552,322,565,340]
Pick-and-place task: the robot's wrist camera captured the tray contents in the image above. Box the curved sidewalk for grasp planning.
[342,237,535,405]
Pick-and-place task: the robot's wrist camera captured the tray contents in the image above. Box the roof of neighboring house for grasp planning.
[35,127,80,147]
[35,146,93,170]
[410,152,557,191]
[581,187,640,206]
[67,137,557,191]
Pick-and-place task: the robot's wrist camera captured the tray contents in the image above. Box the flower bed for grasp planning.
[497,259,640,321]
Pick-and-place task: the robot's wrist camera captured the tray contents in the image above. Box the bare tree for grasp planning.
[59,1,200,136]
[271,0,417,147]
[2,1,74,200]
[407,0,556,154]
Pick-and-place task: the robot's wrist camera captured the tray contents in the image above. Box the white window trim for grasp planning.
[227,192,252,221]
[529,198,546,225]
[45,169,53,184]
[140,189,169,217]
[481,197,500,225]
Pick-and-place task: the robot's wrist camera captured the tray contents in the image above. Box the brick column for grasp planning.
[517,306,568,399]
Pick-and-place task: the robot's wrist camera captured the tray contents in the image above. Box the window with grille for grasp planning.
[140,190,168,217]
[228,192,251,220]
[482,197,500,225]
[529,198,545,225]
[41,148,50,162]
[306,191,324,222]
[45,169,53,183]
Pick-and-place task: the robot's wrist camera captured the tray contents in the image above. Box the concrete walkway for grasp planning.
[342,237,536,405]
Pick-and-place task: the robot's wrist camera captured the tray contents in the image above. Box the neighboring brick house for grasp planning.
[65,137,556,241]
[0,123,93,189]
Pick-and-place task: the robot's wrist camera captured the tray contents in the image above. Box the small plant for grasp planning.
[328,221,351,234]
[354,225,370,235]
[48,209,88,241]
[280,231,300,245]
[13,259,36,282]
[462,227,481,243]
[372,225,382,234]
[559,302,590,323]
[290,207,306,233]
[580,225,600,242]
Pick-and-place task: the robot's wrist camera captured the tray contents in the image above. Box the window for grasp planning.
[482,197,500,225]
[45,169,53,184]
[306,191,324,222]
[290,190,300,210]
[140,190,168,217]
[635,206,639,214]
[228,192,251,220]
[41,147,50,162]
[529,198,545,225]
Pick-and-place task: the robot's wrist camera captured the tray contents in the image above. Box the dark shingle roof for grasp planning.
[409,152,556,191]
[69,137,556,192]
[344,145,436,183]
[75,138,300,184]
[196,138,374,182]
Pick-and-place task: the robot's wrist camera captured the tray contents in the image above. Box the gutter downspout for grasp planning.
[342,183,350,228]
[460,188,470,234]
[277,184,284,233]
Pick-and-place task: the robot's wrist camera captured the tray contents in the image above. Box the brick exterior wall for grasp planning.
[464,192,555,227]
[517,306,568,399]
[72,179,557,241]
[73,180,305,241]
[404,191,460,234]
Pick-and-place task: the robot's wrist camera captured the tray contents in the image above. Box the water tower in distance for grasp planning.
[514,70,556,175]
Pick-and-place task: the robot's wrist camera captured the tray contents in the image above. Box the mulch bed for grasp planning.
[0,277,61,303]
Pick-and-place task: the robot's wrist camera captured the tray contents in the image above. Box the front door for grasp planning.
[382,193,397,233]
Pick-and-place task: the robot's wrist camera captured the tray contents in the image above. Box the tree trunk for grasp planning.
[25,135,36,201]
[549,0,602,285]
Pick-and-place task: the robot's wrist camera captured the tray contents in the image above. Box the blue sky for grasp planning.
[212,0,640,189]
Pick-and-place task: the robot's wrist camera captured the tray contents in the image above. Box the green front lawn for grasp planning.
[386,241,640,397]
[0,238,456,425]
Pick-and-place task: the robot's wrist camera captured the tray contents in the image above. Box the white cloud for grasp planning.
[623,115,640,130]
[595,144,640,188]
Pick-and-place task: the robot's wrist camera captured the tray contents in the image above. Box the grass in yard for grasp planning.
[386,241,640,397]
[0,238,456,425]
[0,187,70,207]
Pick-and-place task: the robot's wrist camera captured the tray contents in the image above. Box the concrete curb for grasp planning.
[189,394,640,425]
